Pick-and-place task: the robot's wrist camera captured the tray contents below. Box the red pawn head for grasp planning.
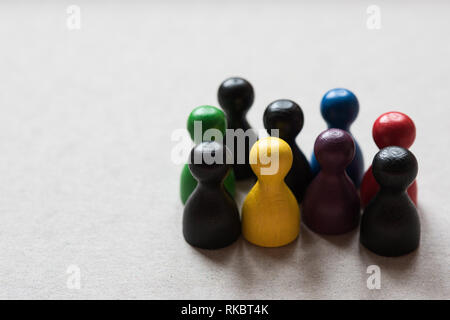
[372,111,416,149]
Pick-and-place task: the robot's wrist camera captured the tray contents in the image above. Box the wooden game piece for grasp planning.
[360,146,420,257]
[263,99,313,202]
[180,105,236,204]
[303,129,360,235]
[241,137,300,247]
[310,88,364,187]
[218,77,257,180]
[360,111,417,207]
[183,141,241,249]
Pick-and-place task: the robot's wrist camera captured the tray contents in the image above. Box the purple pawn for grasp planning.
[303,129,360,235]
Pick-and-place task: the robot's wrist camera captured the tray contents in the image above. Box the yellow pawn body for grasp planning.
[242,137,300,247]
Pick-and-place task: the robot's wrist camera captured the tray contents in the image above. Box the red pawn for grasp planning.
[360,112,417,207]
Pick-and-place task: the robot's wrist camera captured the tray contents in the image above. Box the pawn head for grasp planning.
[189,141,232,183]
[372,146,418,190]
[314,128,355,172]
[249,137,292,181]
[218,77,254,117]
[373,111,416,149]
[263,99,304,141]
[187,105,226,143]
[321,88,359,129]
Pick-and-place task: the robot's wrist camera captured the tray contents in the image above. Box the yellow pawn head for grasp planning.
[249,137,293,182]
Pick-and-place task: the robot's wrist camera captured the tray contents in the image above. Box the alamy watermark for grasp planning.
[171,122,281,175]
[67,5,81,30]
[366,265,381,289]
[66,265,81,290]
[366,5,381,30]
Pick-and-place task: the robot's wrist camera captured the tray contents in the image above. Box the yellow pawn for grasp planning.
[242,137,300,247]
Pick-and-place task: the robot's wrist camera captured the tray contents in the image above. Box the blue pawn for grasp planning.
[310,88,364,187]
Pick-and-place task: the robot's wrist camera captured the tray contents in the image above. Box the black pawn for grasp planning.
[218,77,257,180]
[183,141,241,249]
[360,146,420,257]
[263,99,313,202]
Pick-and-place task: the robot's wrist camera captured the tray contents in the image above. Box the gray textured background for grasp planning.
[0,1,449,299]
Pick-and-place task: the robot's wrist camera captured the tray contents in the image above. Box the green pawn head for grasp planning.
[187,105,227,144]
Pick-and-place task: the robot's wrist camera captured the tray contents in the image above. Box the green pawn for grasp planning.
[180,105,236,204]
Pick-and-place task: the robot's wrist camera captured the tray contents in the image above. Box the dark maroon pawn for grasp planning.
[302,129,360,235]
[183,141,241,249]
[360,147,420,257]
[218,77,257,180]
[263,99,313,202]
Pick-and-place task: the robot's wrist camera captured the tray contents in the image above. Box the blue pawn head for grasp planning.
[321,88,359,130]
